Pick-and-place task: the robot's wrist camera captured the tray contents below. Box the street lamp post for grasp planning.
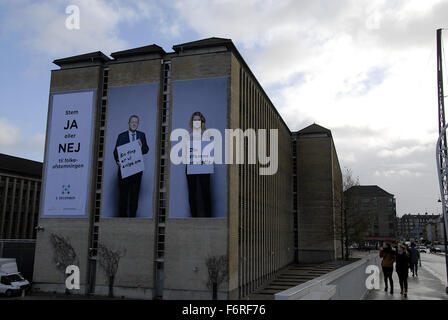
[435,123,448,294]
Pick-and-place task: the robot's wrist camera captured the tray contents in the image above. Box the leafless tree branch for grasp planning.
[97,243,126,297]
[205,255,228,300]
[50,233,79,272]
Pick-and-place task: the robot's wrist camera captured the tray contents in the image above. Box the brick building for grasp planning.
[397,213,442,243]
[0,153,42,240]
[0,153,42,280]
[344,185,397,245]
[293,124,343,263]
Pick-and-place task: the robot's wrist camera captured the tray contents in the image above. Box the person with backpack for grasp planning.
[379,242,396,294]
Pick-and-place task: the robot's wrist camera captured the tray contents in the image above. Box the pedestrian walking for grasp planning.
[396,244,410,297]
[408,243,420,277]
[379,242,396,294]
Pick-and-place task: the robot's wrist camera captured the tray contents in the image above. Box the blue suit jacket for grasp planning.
[113,130,149,162]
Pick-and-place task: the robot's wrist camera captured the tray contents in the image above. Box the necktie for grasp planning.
[132,133,135,141]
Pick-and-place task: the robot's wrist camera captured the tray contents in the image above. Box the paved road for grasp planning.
[420,252,448,286]
[366,252,448,300]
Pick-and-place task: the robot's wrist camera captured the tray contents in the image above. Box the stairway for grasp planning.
[248,261,343,300]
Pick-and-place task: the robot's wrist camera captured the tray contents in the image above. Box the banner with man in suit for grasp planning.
[101,83,158,218]
[113,115,149,217]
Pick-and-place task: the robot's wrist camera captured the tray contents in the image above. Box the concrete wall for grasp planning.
[32,219,91,293]
[163,51,230,299]
[331,139,343,260]
[163,219,228,300]
[93,58,162,299]
[228,52,240,299]
[33,66,103,294]
[94,219,155,299]
[275,253,380,300]
[233,55,294,299]
[171,53,230,81]
[297,136,334,263]
[108,59,161,86]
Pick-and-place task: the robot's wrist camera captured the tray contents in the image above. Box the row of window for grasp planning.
[0,175,41,239]
[237,66,293,299]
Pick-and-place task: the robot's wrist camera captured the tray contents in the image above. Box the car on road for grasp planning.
[418,246,428,253]
[429,247,441,253]
[0,258,30,297]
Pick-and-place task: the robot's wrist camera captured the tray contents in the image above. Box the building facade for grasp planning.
[344,185,397,244]
[33,37,343,299]
[293,124,343,262]
[0,153,42,240]
[0,153,42,281]
[397,213,442,243]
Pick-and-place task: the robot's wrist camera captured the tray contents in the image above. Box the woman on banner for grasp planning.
[186,111,213,217]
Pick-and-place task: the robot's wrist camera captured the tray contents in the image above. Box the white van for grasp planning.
[0,258,30,297]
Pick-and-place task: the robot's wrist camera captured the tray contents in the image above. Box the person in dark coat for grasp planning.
[395,244,410,297]
[379,242,396,294]
[409,243,420,277]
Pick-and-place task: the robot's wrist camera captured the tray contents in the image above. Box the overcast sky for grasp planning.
[1,0,447,216]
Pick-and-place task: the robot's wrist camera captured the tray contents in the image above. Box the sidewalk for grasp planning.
[366,262,448,300]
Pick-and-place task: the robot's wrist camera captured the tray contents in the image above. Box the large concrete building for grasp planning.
[33,37,344,299]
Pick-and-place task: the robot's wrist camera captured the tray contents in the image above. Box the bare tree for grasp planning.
[205,255,228,300]
[49,233,79,294]
[343,167,360,191]
[97,243,126,298]
[333,168,369,260]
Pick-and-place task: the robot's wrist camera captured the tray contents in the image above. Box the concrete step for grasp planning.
[248,261,343,300]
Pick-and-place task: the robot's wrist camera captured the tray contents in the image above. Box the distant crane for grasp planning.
[435,28,448,294]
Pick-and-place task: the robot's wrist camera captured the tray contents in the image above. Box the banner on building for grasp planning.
[101,83,158,218]
[169,77,227,218]
[41,90,96,217]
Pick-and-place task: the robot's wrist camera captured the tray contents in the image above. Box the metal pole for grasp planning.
[436,28,448,294]
[435,123,448,294]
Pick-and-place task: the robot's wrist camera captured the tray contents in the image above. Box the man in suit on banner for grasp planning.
[113,114,149,217]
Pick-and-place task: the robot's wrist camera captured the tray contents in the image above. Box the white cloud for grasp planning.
[28,133,46,150]
[0,118,45,160]
[2,0,159,57]
[168,0,443,139]
[374,169,423,178]
[377,145,431,158]
[0,118,20,146]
